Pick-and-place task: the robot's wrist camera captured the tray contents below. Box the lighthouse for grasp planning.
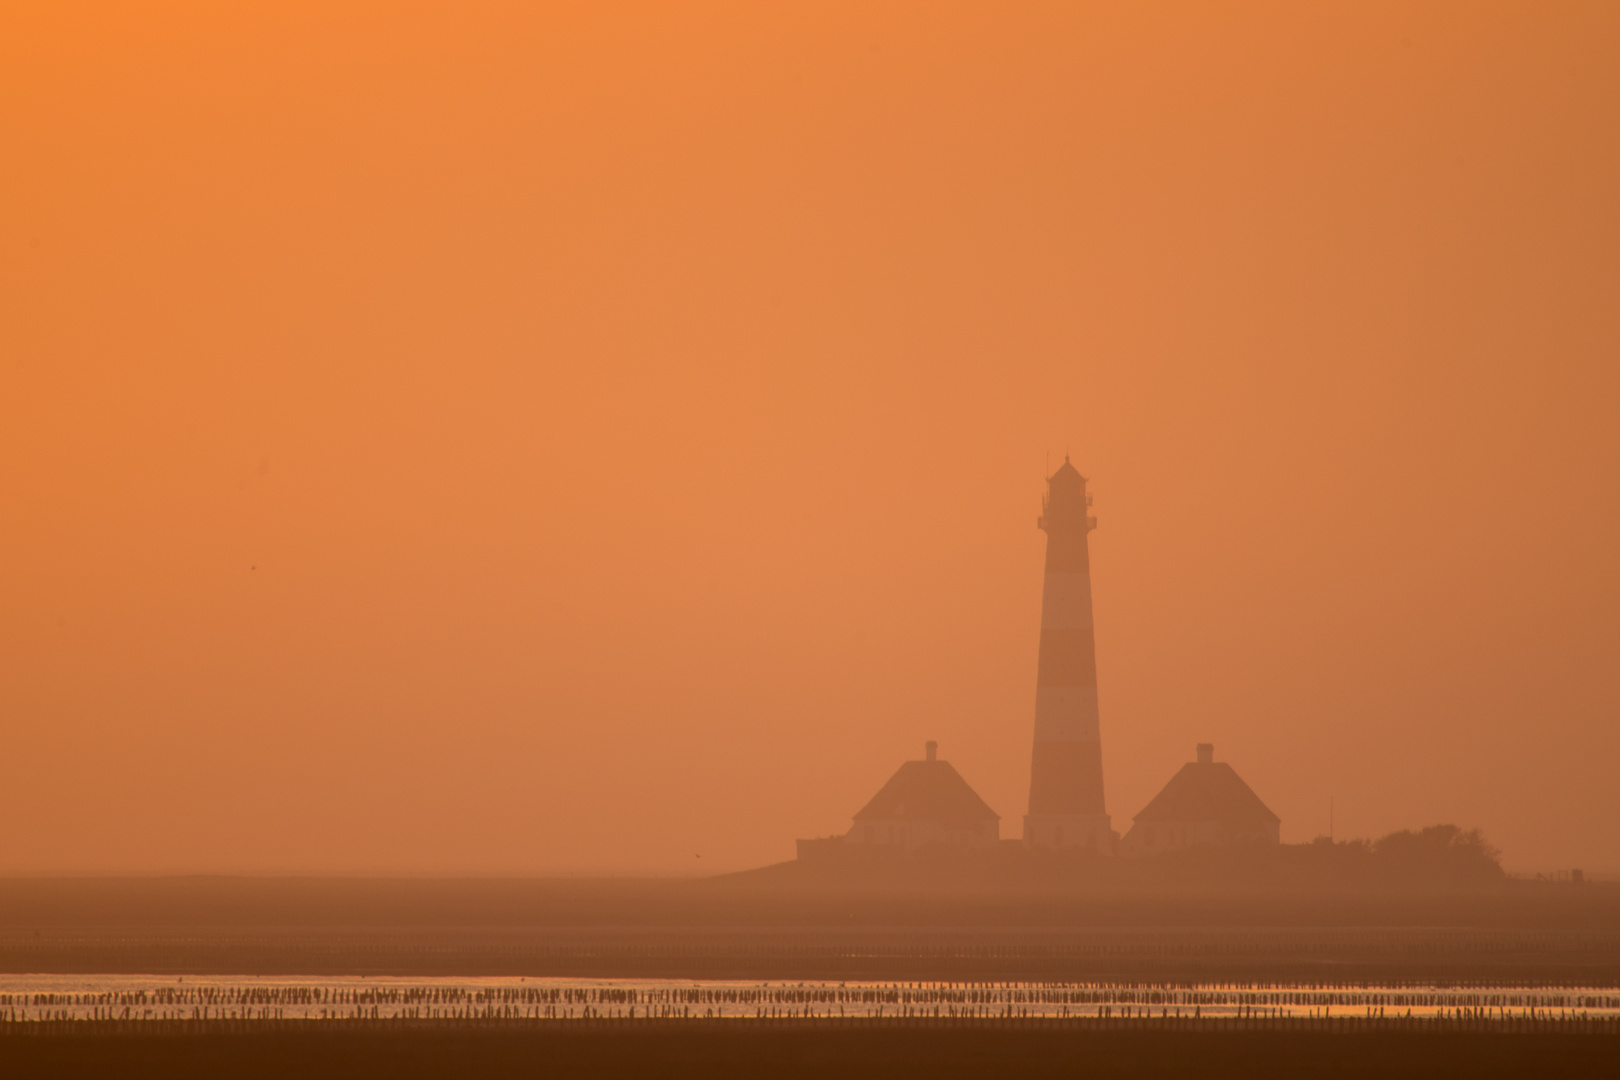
[1023,458,1113,851]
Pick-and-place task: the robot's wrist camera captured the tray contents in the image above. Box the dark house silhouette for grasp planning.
[1120,743,1280,856]
[797,742,999,859]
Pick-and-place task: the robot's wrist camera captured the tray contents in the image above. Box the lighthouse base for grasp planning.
[1023,814,1114,854]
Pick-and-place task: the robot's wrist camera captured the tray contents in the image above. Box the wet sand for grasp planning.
[3,1020,1616,1079]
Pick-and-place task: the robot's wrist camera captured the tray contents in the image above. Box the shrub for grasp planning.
[1370,825,1504,882]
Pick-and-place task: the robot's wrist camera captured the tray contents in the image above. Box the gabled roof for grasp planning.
[1133,762,1279,826]
[852,760,999,830]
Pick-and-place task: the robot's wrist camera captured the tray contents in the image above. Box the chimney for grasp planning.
[925,741,937,763]
[1196,743,1214,765]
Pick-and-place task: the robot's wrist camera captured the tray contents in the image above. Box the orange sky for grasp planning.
[2,2,1617,875]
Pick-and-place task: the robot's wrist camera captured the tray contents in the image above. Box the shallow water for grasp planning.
[2,974,1616,1024]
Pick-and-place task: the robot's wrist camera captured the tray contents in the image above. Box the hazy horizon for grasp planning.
[2,2,1617,877]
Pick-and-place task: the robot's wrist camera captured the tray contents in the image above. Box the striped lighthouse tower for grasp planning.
[1023,458,1113,852]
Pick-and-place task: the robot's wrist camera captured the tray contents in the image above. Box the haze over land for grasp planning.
[1,2,1617,877]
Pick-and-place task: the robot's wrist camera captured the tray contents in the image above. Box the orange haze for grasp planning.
[2,2,1617,875]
